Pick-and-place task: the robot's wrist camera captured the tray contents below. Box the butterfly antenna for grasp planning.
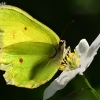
[60,20,74,39]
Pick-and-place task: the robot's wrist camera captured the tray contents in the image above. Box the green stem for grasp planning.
[82,75,100,100]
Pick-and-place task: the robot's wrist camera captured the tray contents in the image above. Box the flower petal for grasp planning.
[75,39,89,57]
[75,39,89,75]
[43,69,79,100]
[84,34,100,68]
[43,80,62,100]
[79,34,100,75]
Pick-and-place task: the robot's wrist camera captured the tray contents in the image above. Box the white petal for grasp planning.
[86,34,100,59]
[79,34,100,75]
[84,34,100,68]
[43,69,79,100]
[75,39,89,57]
[75,39,89,74]
[43,80,62,100]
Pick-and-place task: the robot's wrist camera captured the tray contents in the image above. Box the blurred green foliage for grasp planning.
[69,0,100,14]
[0,0,100,100]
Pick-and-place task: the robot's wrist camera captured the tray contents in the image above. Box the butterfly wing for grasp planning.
[0,5,64,88]
[0,5,59,47]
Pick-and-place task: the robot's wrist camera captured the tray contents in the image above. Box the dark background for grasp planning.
[0,0,100,100]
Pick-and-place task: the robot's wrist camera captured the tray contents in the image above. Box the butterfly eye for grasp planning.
[59,40,65,46]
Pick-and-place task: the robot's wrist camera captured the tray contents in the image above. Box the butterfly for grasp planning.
[0,5,68,88]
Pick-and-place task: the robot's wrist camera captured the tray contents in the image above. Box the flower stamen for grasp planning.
[59,49,80,71]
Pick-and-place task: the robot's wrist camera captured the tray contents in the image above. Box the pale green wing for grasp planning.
[0,5,65,88]
[0,42,63,88]
[0,5,60,48]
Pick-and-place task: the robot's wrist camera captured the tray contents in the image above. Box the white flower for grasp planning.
[43,34,100,100]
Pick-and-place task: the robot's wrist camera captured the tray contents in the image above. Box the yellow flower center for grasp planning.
[59,49,80,71]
